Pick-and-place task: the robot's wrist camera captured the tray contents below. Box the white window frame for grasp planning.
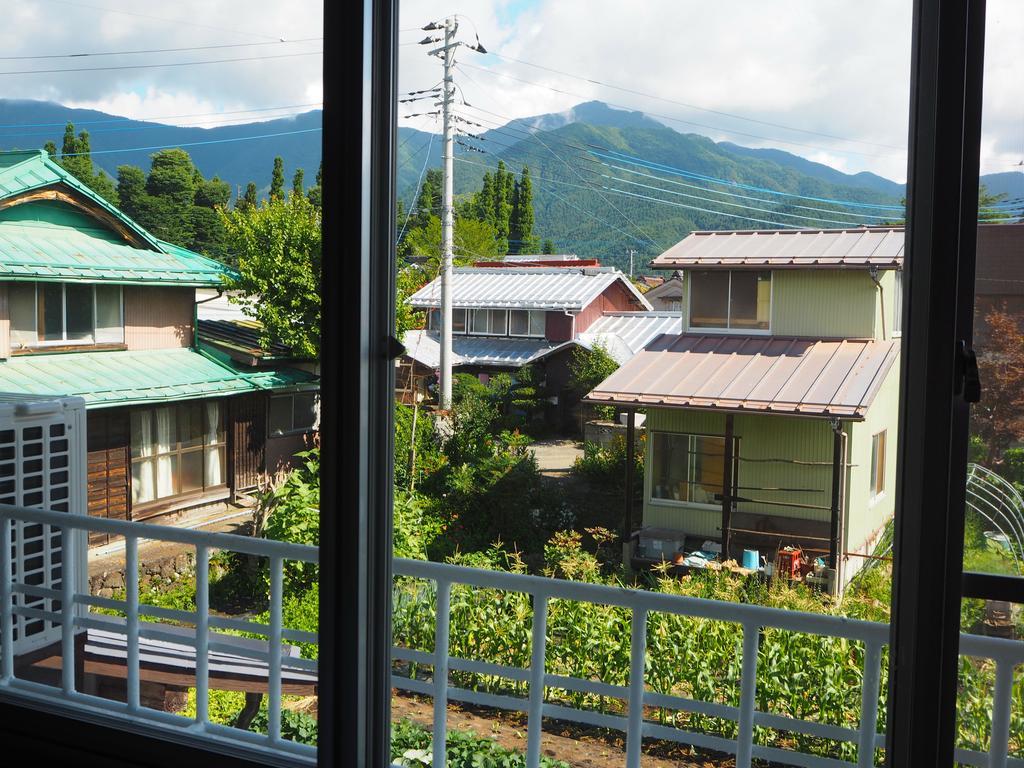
[508,309,546,339]
[648,430,735,509]
[9,282,124,349]
[870,430,887,503]
[892,269,903,337]
[268,391,321,437]
[686,270,773,334]
[467,308,510,336]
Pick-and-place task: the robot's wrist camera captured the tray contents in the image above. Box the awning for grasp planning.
[586,334,899,419]
[402,330,570,369]
[0,347,317,408]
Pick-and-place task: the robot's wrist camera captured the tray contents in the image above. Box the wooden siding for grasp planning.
[545,311,573,342]
[574,282,639,334]
[230,393,267,491]
[0,283,8,359]
[86,408,130,546]
[124,286,194,350]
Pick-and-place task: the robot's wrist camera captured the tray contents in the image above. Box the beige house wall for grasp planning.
[124,286,194,350]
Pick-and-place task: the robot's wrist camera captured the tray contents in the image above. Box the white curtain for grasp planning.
[133,411,155,504]
[155,407,175,498]
[205,401,222,487]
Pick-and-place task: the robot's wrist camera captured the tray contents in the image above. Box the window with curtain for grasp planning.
[8,282,123,348]
[130,401,226,506]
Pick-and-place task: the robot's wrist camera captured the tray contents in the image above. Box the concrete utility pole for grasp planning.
[627,248,637,278]
[438,16,457,409]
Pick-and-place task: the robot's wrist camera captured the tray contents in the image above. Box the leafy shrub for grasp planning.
[263,448,320,596]
[393,489,444,561]
[394,400,444,490]
[390,719,569,768]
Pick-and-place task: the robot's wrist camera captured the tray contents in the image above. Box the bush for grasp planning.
[390,718,569,768]
[263,448,320,596]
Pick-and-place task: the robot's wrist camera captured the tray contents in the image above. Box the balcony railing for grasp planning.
[0,503,319,768]
[392,557,1024,768]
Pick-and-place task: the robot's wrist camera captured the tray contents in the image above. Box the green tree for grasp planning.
[43,141,57,158]
[412,168,443,229]
[403,215,499,270]
[190,175,231,262]
[51,122,118,205]
[542,239,555,255]
[491,161,513,253]
[221,194,321,358]
[116,165,149,222]
[307,162,322,208]
[568,341,620,420]
[270,156,285,200]
[509,166,538,254]
[292,168,305,197]
[236,182,258,211]
[144,148,198,244]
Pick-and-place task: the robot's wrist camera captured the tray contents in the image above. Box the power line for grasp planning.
[0,102,322,130]
[0,37,323,60]
[599,184,803,229]
[457,61,902,161]
[0,50,321,76]
[484,51,905,152]
[57,127,322,157]
[397,127,438,244]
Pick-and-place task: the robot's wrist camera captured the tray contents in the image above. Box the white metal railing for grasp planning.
[392,557,1024,768]
[0,503,318,767]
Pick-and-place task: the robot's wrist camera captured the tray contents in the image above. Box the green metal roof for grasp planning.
[0,150,238,286]
[0,348,316,408]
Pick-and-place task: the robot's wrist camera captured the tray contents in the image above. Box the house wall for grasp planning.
[642,409,837,539]
[124,286,194,350]
[841,361,900,585]
[545,311,573,342]
[574,282,640,335]
[86,408,131,547]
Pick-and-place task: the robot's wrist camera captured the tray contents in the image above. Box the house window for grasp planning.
[468,308,509,335]
[130,401,226,506]
[870,430,886,499]
[426,308,467,333]
[269,391,320,435]
[650,432,732,505]
[893,270,903,335]
[689,270,771,331]
[8,281,124,348]
[509,309,545,337]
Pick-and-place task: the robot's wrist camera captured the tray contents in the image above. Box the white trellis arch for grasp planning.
[964,462,1024,575]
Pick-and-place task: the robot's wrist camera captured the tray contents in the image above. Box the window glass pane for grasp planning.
[131,459,155,504]
[529,310,546,336]
[692,436,726,503]
[470,308,489,333]
[427,309,439,330]
[453,308,466,333]
[207,445,226,488]
[155,454,178,499]
[38,283,63,341]
[153,406,177,454]
[509,309,529,335]
[269,396,292,434]
[729,271,771,330]
[64,284,94,341]
[292,392,318,431]
[651,433,691,501]
[9,283,36,348]
[178,403,203,449]
[489,309,507,335]
[180,450,204,493]
[94,284,123,343]
[689,271,730,328]
[205,401,222,445]
[130,410,153,459]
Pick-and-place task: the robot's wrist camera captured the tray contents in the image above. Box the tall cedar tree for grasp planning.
[238,182,258,211]
[412,168,443,229]
[973,308,1024,467]
[270,156,285,200]
[509,166,538,254]
[51,122,118,204]
[307,161,322,208]
[542,239,555,254]
[292,168,305,197]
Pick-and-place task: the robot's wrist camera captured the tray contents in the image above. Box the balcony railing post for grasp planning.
[125,534,140,712]
[988,658,1014,766]
[0,515,12,681]
[268,554,284,743]
[433,580,452,768]
[625,607,647,768]
[61,521,77,695]
[857,640,883,768]
[735,623,761,768]
[194,545,210,728]
[526,591,549,767]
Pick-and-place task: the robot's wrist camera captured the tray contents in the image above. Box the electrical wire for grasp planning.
[0,50,321,77]
[0,37,323,60]
[397,123,438,245]
[57,127,322,157]
[0,102,323,130]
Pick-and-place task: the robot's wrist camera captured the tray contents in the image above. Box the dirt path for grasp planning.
[531,439,585,479]
[391,689,734,768]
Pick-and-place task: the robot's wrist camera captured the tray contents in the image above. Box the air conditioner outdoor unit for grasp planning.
[0,393,87,656]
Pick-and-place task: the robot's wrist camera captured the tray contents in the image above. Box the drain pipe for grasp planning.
[869,266,886,340]
[829,417,849,594]
[193,289,225,350]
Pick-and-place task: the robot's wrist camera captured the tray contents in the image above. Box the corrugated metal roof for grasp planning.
[402,330,569,369]
[0,348,315,408]
[407,267,651,311]
[0,223,230,285]
[587,334,899,419]
[198,318,293,360]
[652,228,905,270]
[0,150,235,286]
[576,311,682,364]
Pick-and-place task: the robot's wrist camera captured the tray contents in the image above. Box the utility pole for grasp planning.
[439,15,457,409]
[627,248,636,278]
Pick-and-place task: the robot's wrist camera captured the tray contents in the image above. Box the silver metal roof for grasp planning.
[576,311,682,364]
[652,228,905,270]
[587,334,899,419]
[406,267,651,311]
[402,330,569,369]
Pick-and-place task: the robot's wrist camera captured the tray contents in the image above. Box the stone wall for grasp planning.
[583,419,627,449]
[89,551,195,598]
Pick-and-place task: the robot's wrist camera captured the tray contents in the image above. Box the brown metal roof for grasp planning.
[651,227,905,270]
[586,334,899,419]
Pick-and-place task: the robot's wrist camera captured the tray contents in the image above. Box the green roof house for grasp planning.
[587,227,905,594]
[0,150,317,543]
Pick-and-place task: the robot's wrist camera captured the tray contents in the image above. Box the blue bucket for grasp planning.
[742,549,759,570]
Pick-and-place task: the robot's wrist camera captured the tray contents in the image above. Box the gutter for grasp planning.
[869,266,887,340]
[193,289,225,350]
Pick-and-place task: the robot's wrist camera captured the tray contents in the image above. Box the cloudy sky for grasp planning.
[0,1,1018,183]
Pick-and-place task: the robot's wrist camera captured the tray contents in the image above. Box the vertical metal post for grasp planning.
[830,420,843,570]
[625,608,647,768]
[525,593,548,767]
[125,534,139,712]
[432,580,452,768]
[438,15,456,409]
[735,622,760,768]
[194,546,210,728]
[721,414,735,560]
[623,409,636,569]
[857,640,883,768]
[60,522,76,695]
[268,555,283,743]
[988,659,1014,767]
[0,516,12,681]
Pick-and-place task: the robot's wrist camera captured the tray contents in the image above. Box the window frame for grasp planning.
[268,391,320,437]
[686,269,772,334]
[9,281,124,348]
[507,309,546,338]
[648,430,737,509]
[870,430,886,501]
